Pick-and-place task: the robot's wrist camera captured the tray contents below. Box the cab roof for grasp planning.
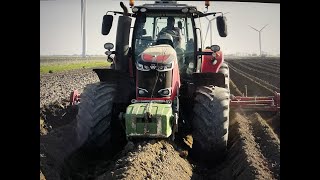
[134,1,197,11]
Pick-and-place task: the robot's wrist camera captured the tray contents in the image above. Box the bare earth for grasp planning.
[40,58,280,180]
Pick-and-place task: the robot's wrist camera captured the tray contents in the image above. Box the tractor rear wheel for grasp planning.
[218,62,230,90]
[76,82,116,148]
[191,85,230,164]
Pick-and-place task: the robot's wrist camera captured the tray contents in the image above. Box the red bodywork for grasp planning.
[141,54,171,63]
[136,61,180,101]
[136,47,181,101]
[70,90,80,106]
[201,49,224,73]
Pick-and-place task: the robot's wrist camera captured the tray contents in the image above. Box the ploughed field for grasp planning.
[226,57,280,96]
[40,57,280,180]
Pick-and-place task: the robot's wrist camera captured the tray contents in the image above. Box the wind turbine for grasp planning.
[81,0,86,57]
[248,24,268,57]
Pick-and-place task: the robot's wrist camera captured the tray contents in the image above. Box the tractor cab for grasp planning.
[101,0,227,78]
[132,5,197,78]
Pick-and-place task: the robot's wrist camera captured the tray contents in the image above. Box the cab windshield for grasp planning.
[134,14,195,72]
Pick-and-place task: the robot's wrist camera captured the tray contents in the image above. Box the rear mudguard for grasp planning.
[93,68,130,82]
[180,72,226,98]
[93,68,134,104]
[201,49,224,73]
[193,72,225,88]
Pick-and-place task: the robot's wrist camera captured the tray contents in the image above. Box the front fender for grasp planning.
[201,49,224,73]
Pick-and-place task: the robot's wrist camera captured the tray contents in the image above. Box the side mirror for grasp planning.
[210,45,220,52]
[102,15,113,35]
[216,16,227,37]
[178,21,183,29]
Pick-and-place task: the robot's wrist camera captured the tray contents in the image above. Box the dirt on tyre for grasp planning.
[76,82,116,148]
[191,86,230,165]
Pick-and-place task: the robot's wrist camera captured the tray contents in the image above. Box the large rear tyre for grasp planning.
[191,86,230,164]
[76,82,116,148]
[218,62,230,90]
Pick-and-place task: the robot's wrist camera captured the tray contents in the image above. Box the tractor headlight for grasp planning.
[139,89,145,95]
[212,52,219,65]
[162,89,170,95]
[210,45,220,52]
[132,7,139,13]
[182,8,188,13]
[104,43,114,50]
[138,88,148,95]
[189,8,197,13]
[158,88,171,96]
[212,59,217,65]
[140,8,147,12]
[105,51,112,56]
[107,56,113,62]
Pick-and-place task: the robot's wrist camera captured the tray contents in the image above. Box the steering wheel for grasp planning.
[161,29,179,38]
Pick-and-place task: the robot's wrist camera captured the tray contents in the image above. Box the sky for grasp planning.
[40,0,280,56]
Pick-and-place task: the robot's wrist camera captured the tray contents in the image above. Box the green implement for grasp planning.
[125,103,173,138]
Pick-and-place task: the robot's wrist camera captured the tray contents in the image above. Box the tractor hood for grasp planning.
[136,44,176,72]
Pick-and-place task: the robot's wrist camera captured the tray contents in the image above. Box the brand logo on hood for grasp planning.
[150,64,156,69]
[152,55,157,63]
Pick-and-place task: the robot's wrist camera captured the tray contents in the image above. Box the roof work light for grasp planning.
[205,0,210,7]
[129,0,134,7]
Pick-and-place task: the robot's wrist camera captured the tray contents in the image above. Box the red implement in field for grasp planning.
[230,91,280,112]
[70,90,81,106]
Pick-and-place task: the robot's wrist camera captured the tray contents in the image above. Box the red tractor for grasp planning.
[71,0,279,164]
